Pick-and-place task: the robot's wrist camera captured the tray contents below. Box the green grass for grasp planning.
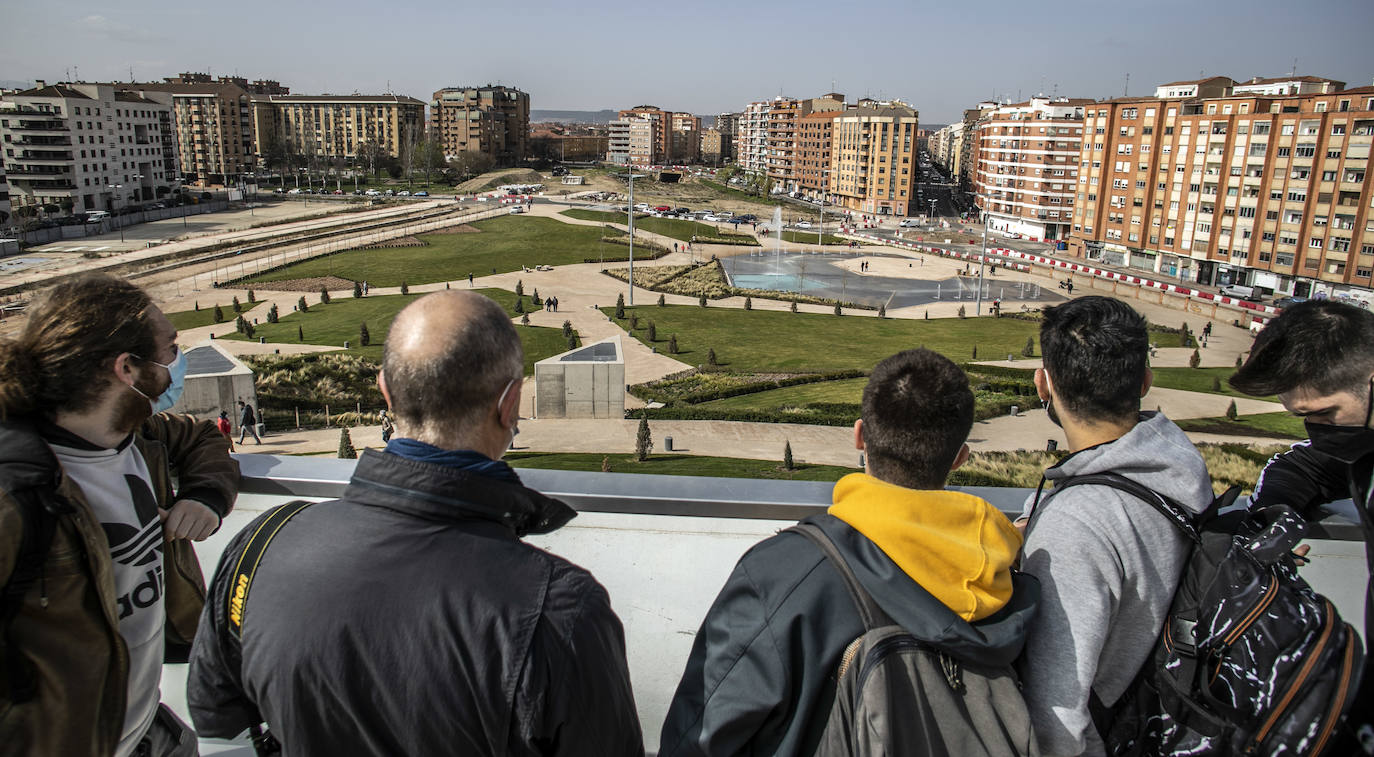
[240,216,614,287]
[560,209,759,244]
[505,451,859,481]
[1175,412,1306,439]
[167,301,262,331]
[607,304,1043,373]
[1150,367,1275,400]
[221,289,573,373]
[698,178,787,206]
[780,231,848,245]
[699,377,869,409]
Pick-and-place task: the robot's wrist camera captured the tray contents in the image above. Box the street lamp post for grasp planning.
[106,184,125,244]
[976,193,988,316]
[614,167,646,306]
[817,199,825,247]
[244,173,256,216]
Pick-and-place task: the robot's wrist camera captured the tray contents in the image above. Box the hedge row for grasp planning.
[629,369,868,405]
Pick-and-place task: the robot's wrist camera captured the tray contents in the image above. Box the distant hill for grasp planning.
[531,109,620,124]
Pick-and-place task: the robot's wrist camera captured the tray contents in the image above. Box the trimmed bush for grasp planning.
[1225,400,1238,420]
[784,441,795,471]
[669,334,679,354]
[400,281,409,295]
[833,303,842,316]
[353,281,363,298]
[647,321,657,342]
[338,428,357,459]
[1189,349,1201,369]
[635,414,653,461]
[1022,337,1035,358]
[699,295,708,308]
[658,294,666,307]
[213,304,224,323]
[297,296,308,313]
[744,296,752,311]
[320,288,331,305]
[360,322,371,347]
[707,348,718,366]
[232,296,242,313]
[247,290,256,303]
[615,293,625,319]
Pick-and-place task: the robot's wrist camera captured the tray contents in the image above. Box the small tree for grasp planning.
[1225,400,1239,420]
[516,280,525,297]
[972,345,978,360]
[562,320,573,338]
[194,301,200,311]
[298,296,308,313]
[514,298,524,314]
[878,303,886,318]
[1236,354,1244,368]
[629,313,639,330]
[567,334,577,350]
[337,428,357,459]
[353,281,363,298]
[247,290,256,303]
[232,296,242,313]
[532,288,541,306]
[699,295,708,308]
[400,281,409,295]
[234,315,247,334]
[957,304,967,319]
[634,414,653,462]
[360,322,371,346]
[790,300,798,313]
[267,304,279,323]
[668,334,679,354]
[647,321,657,342]
[707,348,718,366]
[298,325,305,342]
[783,440,795,471]
[744,296,752,310]
[615,293,626,319]
[521,313,530,326]
[213,304,225,323]
[658,294,666,307]
[834,303,842,316]
[1022,337,1035,358]
[1189,349,1201,369]
[1211,376,1222,392]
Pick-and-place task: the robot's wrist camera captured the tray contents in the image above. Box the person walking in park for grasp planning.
[380,409,394,443]
[237,400,261,445]
[216,410,234,451]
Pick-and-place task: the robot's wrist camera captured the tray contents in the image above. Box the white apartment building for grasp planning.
[607,116,656,166]
[0,162,11,230]
[973,96,1090,241]
[738,101,770,175]
[1,82,175,215]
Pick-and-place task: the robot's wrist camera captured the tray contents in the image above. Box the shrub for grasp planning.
[521,313,530,326]
[629,313,639,330]
[213,304,224,323]
[400,281,409,295]
[514,298,524,314]
[699,295,708,308]
[834,303,842,316]
[707,348,718,366]
[1225,400,1239,420]
[360,322,370,346]
[878,303,886,318]
[566,334,577,350]
[267,304,279,323]
[232,296,242,313]
[1235,354,1244,368]
[247,290,256,303]
[783,440,795,471]
[658,294,666,307]
[647,321,657,342]
[353,281,363,298]
[338,428,357,459]
[516,280,524,297]
[562,320,573,338]
[194,301,200,311]
[1189,349,1201,369]
[532,289,541,306]
[635,414,653,461]
[298,296,308,313]
[668,334,679,354]
[615,293,625,319]
[1211,376,1222,392]
[958,305,967,319]
[744,296,752,310]
[972,345,978,360]
[298,325,304,342]
[1022,336,1035,358]
[790,300,798,313]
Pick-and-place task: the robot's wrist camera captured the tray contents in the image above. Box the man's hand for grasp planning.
[160,499,219,541]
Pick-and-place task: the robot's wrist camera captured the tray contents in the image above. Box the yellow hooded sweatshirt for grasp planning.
[828,472,1022,622]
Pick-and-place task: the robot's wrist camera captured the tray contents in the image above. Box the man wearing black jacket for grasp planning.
[1231,299,1374,753]
[188,291,643,755]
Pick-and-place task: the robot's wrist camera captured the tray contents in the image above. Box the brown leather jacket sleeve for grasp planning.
[142,412,240,518]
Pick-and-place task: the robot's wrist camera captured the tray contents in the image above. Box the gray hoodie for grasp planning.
[1018,411,1213,757]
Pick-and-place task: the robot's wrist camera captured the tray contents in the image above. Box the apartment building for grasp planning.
[0,161,11,229]
[1068,79,1374,298]
[672,112,702,164]
[701,128,729,164]
[973,96,1090,241]
[796,110,838,201]
[738,101,770,175]
[607,106,699,165]
[715,112,741,137]
[765,93,844,193]
[430,85,530,166]
[829,102,920,216]
[1232,76,1345,97]
[929,121,961,173]
[267,94,425,163]
[1,82,175,214]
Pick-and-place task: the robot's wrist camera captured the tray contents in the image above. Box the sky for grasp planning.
[2,0,1372,124]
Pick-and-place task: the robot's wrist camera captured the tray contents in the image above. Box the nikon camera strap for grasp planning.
[227,499,314,641]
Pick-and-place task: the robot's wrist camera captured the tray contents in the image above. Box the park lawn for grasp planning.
[1175,412,1306,440]
[780,231,848,245]
[700,377,868,410]
[240,216,612,288]
[1149,367,1277,400]
[607,304,1043,373]
[698,179,788,206]
[505,451,859,482]
[561,209,643,225]
[167,301,263,331]
[221,289,572,373]
[560,209,759,245]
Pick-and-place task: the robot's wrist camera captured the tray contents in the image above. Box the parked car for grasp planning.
[364,189,381,196]
[85,211,110,223]
[333,189,344,195]
[899,219,920,227]
[509,206,526,214]
[1220,284,1257,300]
[794,221,812,229]
[673,207,690,215]
[415,191,429,197]
[397,190,411,197]
[701,214,721,222]
[1273,296,1308,310]
[634,203,650,211]
[736,214,757,223]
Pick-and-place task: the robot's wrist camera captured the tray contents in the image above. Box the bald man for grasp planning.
[187,292,644,756]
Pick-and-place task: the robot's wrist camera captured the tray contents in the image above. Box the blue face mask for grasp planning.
[130,347,187,413]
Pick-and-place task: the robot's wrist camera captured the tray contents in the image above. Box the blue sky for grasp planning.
[2,0,1371,124]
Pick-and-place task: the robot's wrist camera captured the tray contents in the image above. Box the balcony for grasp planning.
[163,455,1370,755]
[13,150,73,163]
[9,119,68,132]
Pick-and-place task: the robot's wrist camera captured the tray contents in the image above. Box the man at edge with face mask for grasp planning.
[188,290,643,755]
[1231,299,1374,754]
[0,273,239,756]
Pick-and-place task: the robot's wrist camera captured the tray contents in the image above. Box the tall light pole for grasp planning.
[976,191,988,315]
[817,199,825,247]
[244,173,256,216]
[106,184,124,244]
[616,167,646,305]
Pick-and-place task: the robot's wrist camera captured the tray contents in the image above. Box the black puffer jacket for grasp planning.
[188,449,644,756]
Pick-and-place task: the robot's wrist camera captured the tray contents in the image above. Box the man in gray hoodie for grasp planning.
[1018,297,1214,756]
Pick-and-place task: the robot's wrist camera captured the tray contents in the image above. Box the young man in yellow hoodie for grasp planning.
[658,348,1040,756]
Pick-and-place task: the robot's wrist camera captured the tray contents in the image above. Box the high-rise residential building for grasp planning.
[929,121,962,174]
[265,94,425,165]
[796,110,838,201]
[608,106,700,165]
[1,82,175,214]
[1067,79,1374,298]
[701,128,728,165]
[716,112,741,136]
[1231,76,1345,97]
[430,85,530,166]
[738,101,770,175]
[955,107,983,193]
[766,93,844,193]
[973,96,1090,241]
[830,102,920,216]
[0,161,11,229]
[671,112,702,164]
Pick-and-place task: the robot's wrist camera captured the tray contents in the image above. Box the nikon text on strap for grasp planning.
[226,500,313,641]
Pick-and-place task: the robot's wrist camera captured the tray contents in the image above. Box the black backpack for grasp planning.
[790,524,1039,757]
[1028,473,1364,757]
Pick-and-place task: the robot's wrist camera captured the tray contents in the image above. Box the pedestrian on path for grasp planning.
[468,272,474,287]
[238,400,262,445]
[217,410,235,452]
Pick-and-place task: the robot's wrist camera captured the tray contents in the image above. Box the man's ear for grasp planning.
[377,371,394,410]
[950,443,970,473]
[1141,367,1154,398]
[112,352,138,388]
[853,418,865,451]
[1034,367,1053,402]
[499,380,522,429]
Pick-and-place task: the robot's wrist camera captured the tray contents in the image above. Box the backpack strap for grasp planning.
[788,523,894,630]
[226,499,314,641]
[1,488,60,703]
[1029,472,1204,545]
